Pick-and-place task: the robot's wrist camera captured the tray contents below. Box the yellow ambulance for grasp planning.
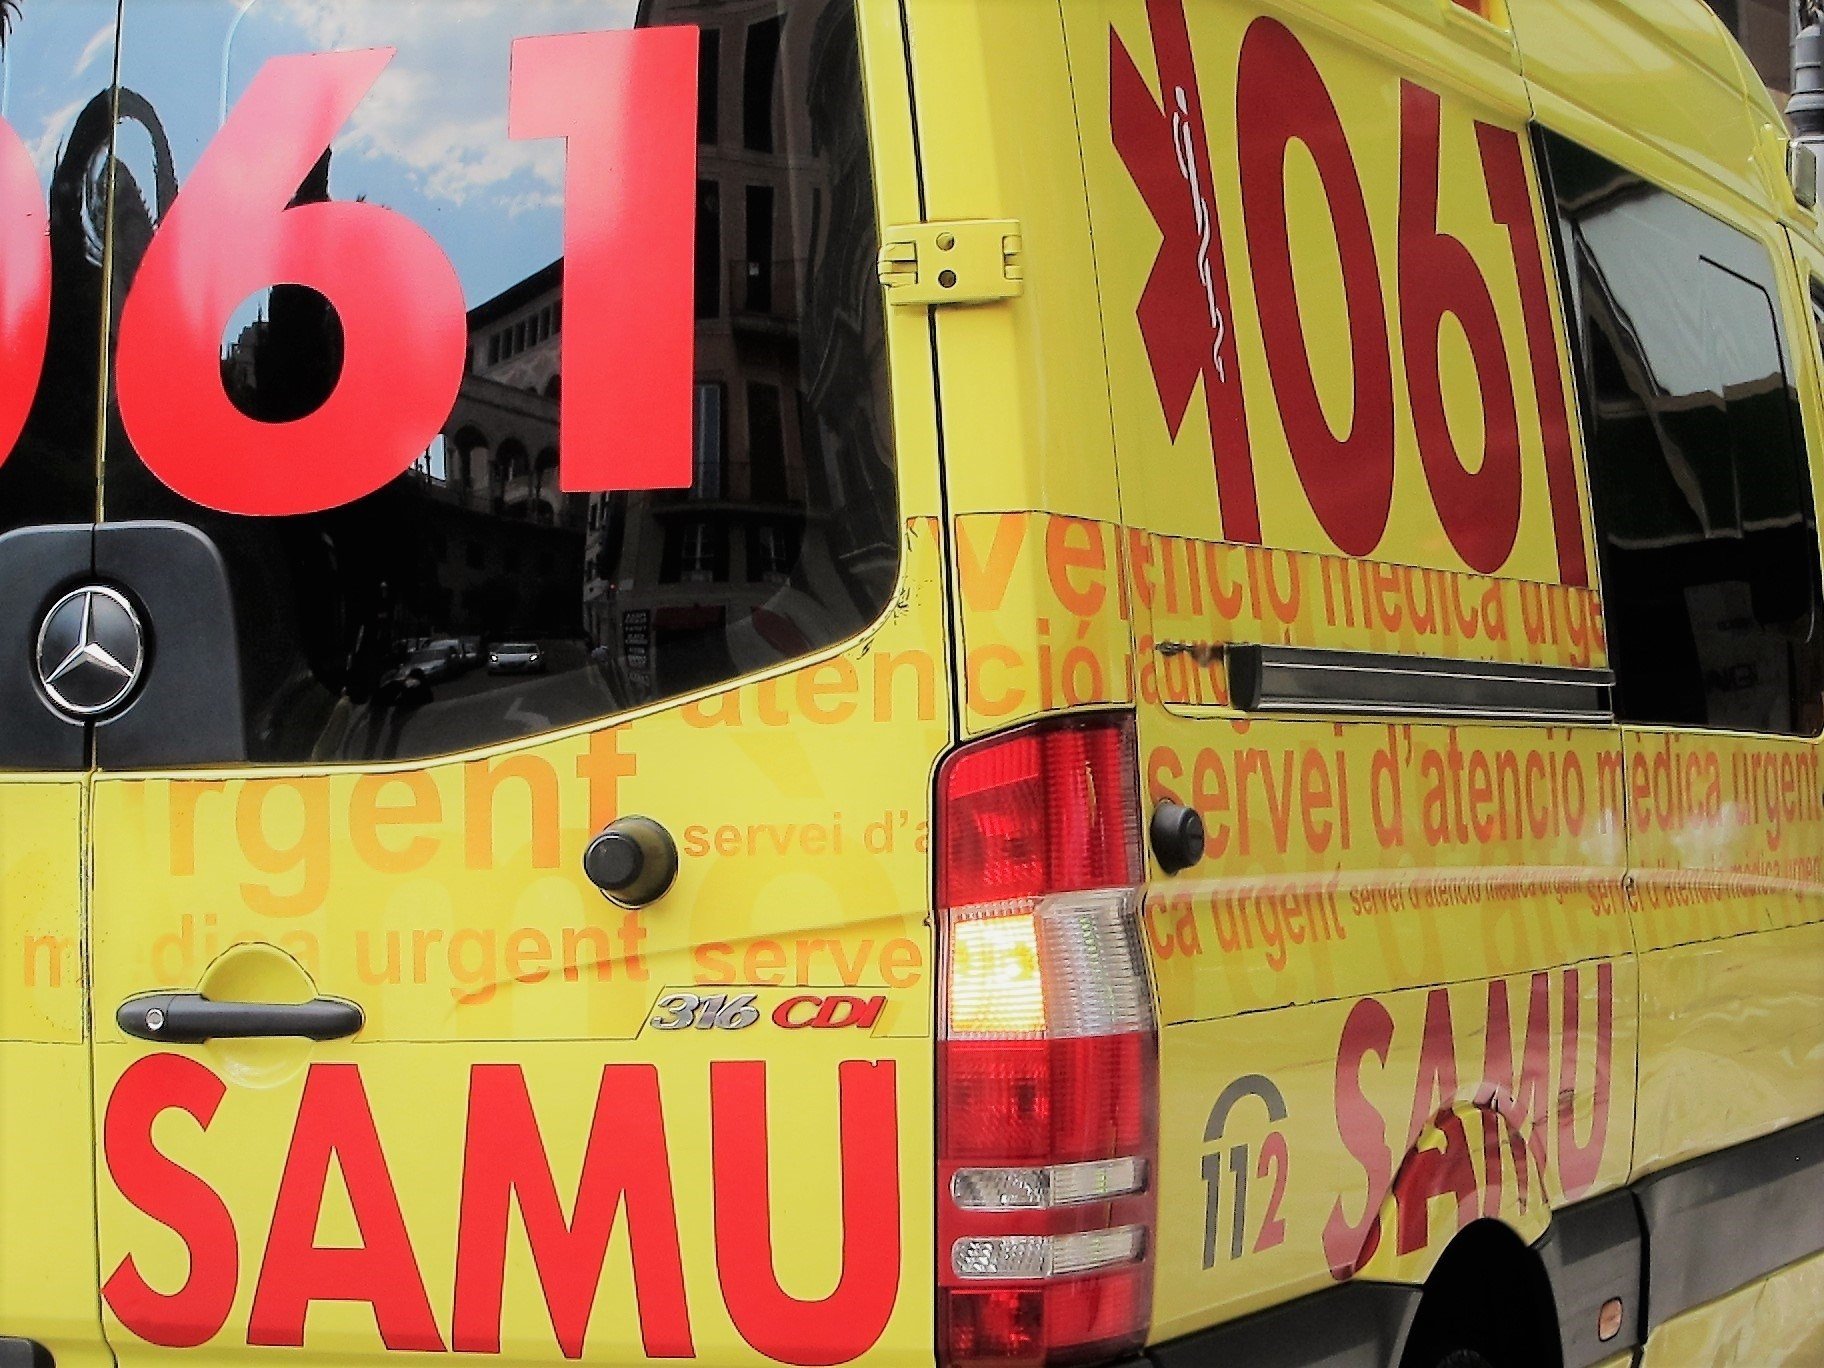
[1,0,1821,1365]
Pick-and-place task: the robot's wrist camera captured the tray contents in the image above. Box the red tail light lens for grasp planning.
[936,715,1157,1368]
[941,1034,1153,1164]
[940,721,1141,907]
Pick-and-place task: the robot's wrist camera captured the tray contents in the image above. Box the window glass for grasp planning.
[743,16,782,153]
[0,0,123,534]
[1543,131,1824,735]
[699,28,721,143]
[696,179,723,319]
[101,0,898,764]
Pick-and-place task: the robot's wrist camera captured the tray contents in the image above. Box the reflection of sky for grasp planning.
[0,1,122,173]
[1580,198,1713,402]
[6,0,641,307]
[1579,194,1785,400]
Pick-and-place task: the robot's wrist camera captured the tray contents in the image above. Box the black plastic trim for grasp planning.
[0,524,92,770]
[93,521,245,768]
[1635,1112,1824,1330]
[1538,1188,1645,1367]
[1140,1280,1420,1368]
[0,1339,52,1368]
[1226,644,1615,724]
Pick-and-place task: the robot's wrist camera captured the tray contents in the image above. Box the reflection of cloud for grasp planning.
[28,94,87,176]
[500,190,565,218]
[72,21,113,78]
[236,0,640,206]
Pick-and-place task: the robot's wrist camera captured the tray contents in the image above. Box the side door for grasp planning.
[1060,0,1634,1343]
[0,5,122,1365]
[1543,123,1824,1332]
[85,3,945,1364]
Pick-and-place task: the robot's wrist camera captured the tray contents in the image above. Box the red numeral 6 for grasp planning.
[115,48,467,517]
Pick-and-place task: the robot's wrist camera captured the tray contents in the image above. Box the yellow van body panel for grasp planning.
[1021,0,1632,1337]
[1514,0,1824,1189]
[1,0,1819,1362]
[901,0,1125,529]
[1624,730,1824,1175]
[0,780,108,1368]
[1509,0,1776,219]
[1072,0,1591,595]
[1136,707,1634,1336]
[912,0,1824,1351]
[87,520,948,1366]
[75,7,953,1365]
[1639,1246,1824,1366]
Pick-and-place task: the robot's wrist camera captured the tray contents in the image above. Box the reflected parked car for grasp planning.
[423,637,473,673]
[487,641,547,675]
[402,642,463,682]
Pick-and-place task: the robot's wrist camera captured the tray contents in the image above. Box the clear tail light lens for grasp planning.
[936,715,1158,1368]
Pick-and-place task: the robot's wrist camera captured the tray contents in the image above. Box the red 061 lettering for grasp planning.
[8,29,697,517]
[1122,10,1589,587]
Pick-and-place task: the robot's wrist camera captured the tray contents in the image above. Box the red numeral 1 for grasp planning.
[511,28,699,493]
[1479,122,1591,588]
[0,116,51,467]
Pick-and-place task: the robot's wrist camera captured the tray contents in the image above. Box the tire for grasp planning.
[1426,1353,1497,1368]
[1402,1325,1510,1368]
[1405,1338,1506,1368]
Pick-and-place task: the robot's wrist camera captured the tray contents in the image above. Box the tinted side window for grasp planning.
[101,0,896,765]
[1543,132,1824,736]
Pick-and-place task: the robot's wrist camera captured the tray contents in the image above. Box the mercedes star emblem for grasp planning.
[36,585,146,719]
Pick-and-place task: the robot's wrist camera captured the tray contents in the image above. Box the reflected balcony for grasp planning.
[728,257,802,337]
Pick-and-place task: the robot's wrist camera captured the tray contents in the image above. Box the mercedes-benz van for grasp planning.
[1,1,1820,1366]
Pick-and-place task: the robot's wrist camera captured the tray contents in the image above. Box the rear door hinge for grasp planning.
[878,219,1023,307]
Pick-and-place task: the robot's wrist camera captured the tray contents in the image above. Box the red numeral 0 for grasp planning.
[1237,18,1397,560]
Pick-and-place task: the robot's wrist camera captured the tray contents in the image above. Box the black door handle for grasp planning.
[117,993,364,1044]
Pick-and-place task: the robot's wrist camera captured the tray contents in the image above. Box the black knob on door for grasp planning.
[1150,801,1206,875]
[584,816,679,907]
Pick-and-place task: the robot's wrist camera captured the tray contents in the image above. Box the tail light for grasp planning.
[935,714,1158,1368]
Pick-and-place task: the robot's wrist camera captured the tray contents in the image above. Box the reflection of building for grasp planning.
[470,258,564,399]
[449,260,568,528]
[584,0,898,698]
[403,264,586,638]
[211,152,587,648]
